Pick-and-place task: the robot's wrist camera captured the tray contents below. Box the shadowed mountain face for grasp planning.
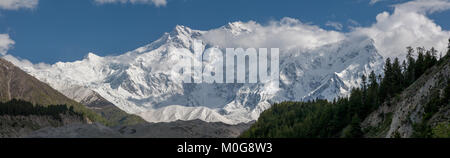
[0,58,84,106]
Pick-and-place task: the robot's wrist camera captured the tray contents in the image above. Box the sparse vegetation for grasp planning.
[432,123,450,138]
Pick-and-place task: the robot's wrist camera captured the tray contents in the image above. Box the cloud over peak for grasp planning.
[202,0,450,59]
[202,17,345,51]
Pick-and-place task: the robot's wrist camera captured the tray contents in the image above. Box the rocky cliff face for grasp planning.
[362,57,450,138]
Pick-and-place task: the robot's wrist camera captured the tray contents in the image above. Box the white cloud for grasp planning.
[94,0,167,7]
[0,0,38,10]
[201,17,345,51]
[0,34,15,56]
[326,21,343,30]
[200,0,450,59]
[394,0,450,14]
[369,0,383,5]
[352,0,450,58]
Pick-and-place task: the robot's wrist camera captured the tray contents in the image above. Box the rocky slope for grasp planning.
[26,120,253,138]
[0,114,85,138]
[362,57,450,138]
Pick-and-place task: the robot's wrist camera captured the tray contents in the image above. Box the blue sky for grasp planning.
[0,0,449,63]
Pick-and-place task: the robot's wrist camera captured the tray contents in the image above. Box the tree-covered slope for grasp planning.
[363,54,450,138]
[241,43,450,138]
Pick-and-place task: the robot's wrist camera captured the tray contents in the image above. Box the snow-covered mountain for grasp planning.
[8,23,384,124]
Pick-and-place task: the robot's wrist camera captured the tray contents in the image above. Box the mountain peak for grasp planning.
[223,21,253,35]
[85,52,99,59]
[170,25,202,37]
[173,25,192,34]
[83,52,102,63]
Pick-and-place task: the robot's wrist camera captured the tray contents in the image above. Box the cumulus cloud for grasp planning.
[200,0,450,59]
[0,34,15,56]
[94,0,167,7]
[352,0,450,58]
[0,0,38,10]
[326,21,343,30]
[201,17,345,51]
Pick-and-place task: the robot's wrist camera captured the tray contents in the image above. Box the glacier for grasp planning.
[8,23,385,124]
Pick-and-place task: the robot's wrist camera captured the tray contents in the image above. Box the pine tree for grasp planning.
[415,47,425,80]
[380,58,392,102]
[367,71,379,110]
[368,71,377,89]
[405,47,416,85]
[362,74,367,90]
[392,58,404,94]
[424,48,438,69]
[350,115,363,138]
[402,60,408,86]
[361,74,368,110]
